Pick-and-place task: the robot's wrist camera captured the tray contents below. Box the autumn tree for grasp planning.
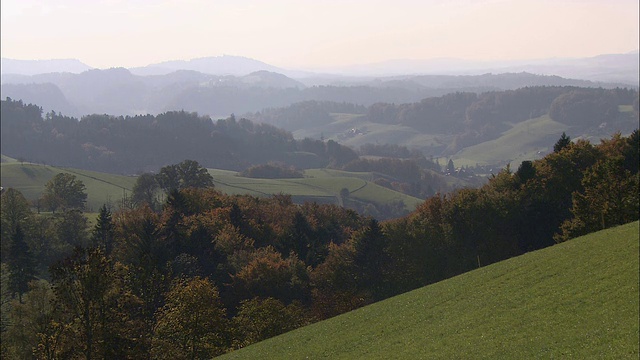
[556,157,639,241]
[152,276,228,359]
[233,246,310,304]
[231,297,307,348]
[112,206,169,322]
[532,139,602,239]
[50,247,142,359]
[4,280,57,359]
[42,173,87,213]
[278,211,314,265]
[310,241,365,320]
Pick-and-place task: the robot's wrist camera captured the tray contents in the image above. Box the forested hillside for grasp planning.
[0,99,359,174]
[250,86,639,156]
[1,130,637,358]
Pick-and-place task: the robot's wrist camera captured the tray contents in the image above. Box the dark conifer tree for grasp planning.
[7,224,36,303]
[352,218,390,300]
[515,160,536,184]
[91,204,114,256]
[553,132,572,153]
[446,159,455,175]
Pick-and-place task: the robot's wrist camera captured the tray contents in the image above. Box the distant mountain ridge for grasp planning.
[324,52,639,85]
[0,58,93,76]
[129,55,282,76]
[2,52,637,85]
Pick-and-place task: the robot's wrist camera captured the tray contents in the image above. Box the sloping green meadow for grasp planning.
[0,162,136,212]
[453,115,569,168]
[220,221,639,359]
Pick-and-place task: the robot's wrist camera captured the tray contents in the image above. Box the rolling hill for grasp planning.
[287,101,637,169]
[0,162,424,217]
[290,112,565,168]
[210,168,423,210]
[219,221,640,359]
[0,162,136,212]
[451,115,569,167]
[292,112,450,155]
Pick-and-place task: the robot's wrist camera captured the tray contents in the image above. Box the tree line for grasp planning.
[1,130,637,358]
[0,100,359,175]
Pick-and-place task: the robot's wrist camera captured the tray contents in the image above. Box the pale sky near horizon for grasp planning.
[1,0,638,70]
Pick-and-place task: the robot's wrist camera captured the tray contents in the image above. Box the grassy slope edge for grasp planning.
[220,221,639,359]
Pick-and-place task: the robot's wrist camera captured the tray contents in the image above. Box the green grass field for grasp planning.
[209,168,423,210]
[289,112,568,168]
[289,111,616,171]
[453,115,569,168]
[1,162,423,214]
[292,113,447,153]
[1,154,18,163]
[0,162,137,212]
[220,221,640,359]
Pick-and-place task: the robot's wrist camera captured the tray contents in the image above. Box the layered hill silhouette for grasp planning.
[2,52,637,119]
[1,67,632,119]
[2,52,637,83]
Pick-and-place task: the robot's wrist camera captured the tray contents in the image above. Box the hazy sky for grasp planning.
[1,0,638,70]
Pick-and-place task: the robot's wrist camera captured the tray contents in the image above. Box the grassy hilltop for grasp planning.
[0,161,423,216]
[220,221,639,359]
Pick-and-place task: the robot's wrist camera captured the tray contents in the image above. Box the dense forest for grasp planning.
[1,128,637,358]
[0,99,360,174]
